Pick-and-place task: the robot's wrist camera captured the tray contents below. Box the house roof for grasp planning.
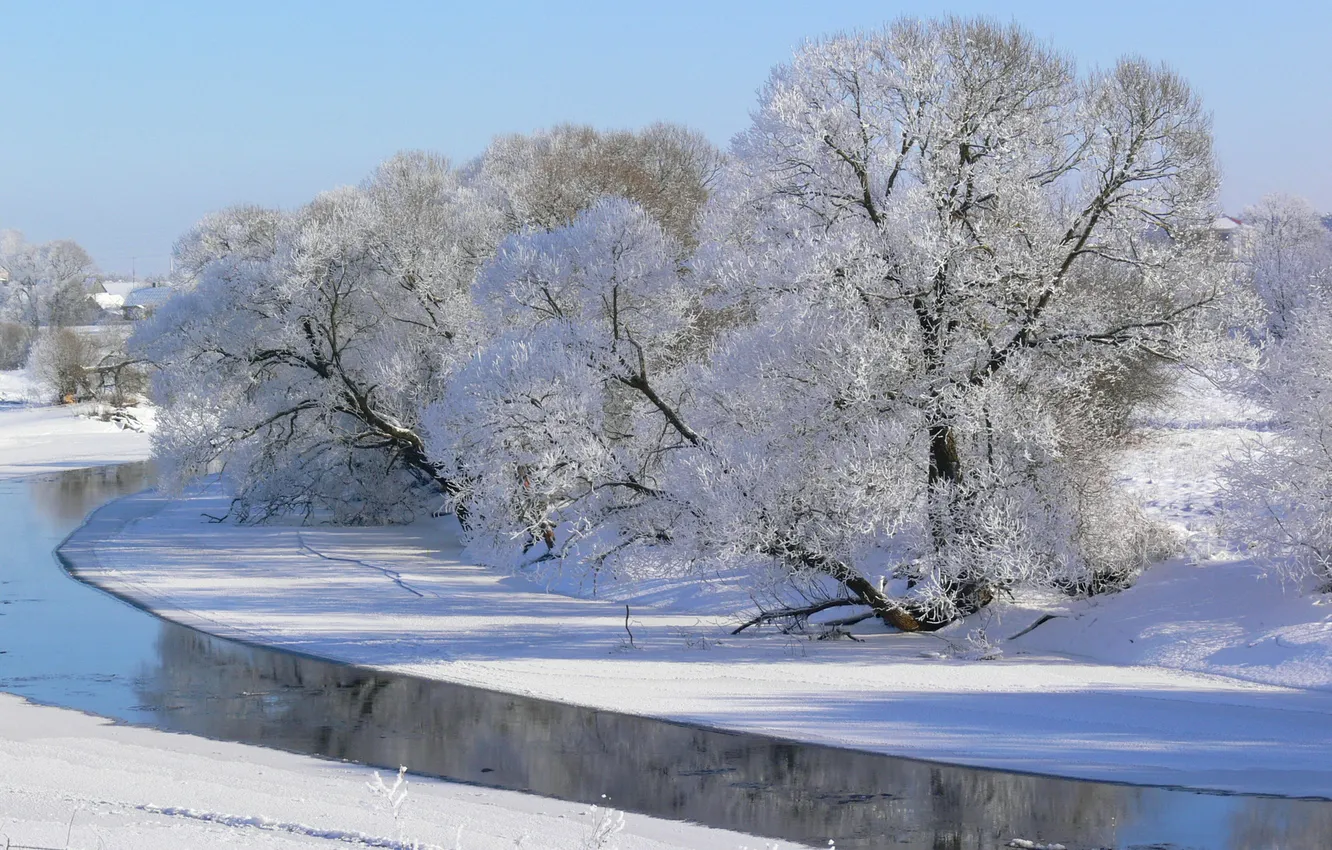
[99,280,141,299]
[124,286,173,309]
[93,292,124,310]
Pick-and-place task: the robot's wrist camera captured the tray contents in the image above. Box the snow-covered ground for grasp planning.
[0,692,759,850]
[0,370,153,479]
[0,372,764,850]
[59,373,1332,799]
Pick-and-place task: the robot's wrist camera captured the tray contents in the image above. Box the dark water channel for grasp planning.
[3,464,1332,849]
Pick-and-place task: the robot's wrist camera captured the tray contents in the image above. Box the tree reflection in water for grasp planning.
[19,462,1332,848]
[27,461,154,528]
[135,624,1247,850]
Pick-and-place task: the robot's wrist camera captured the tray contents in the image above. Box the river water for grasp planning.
[3,463,1332,849]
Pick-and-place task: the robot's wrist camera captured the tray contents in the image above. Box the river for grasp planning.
[2,462,1331,849]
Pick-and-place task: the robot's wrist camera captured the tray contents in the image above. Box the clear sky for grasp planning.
[2,0,1328,278]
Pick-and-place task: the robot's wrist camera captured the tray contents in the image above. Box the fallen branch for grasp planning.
[1007,613,1063,642]
[816,626,864,642]
[821,610,877,628]
[731,598,862,634]
[624,604,635,648]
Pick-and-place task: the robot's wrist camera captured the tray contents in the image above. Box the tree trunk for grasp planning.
[918,420,996,628]
[767,541,922,632]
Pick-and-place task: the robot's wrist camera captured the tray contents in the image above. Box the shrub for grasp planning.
[28,328,95,402]
[0,322,35,370]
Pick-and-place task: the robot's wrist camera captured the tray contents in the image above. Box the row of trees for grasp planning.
[1225,195,1332,584]
[140,17,1317,629]
[0,233,152,404]
[0,231,100,333]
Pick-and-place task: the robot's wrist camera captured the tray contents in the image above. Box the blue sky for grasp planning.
[2,0,1328,277]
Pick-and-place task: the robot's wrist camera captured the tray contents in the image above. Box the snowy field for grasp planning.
[59,374,1332,800]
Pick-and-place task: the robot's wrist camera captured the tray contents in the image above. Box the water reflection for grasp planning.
[1,463,162,720]
[138,625,1151,848]
[27,461,155,528]
[5,464,1332,849]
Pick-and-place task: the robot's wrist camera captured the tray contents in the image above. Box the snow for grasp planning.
[0,370,153,479]
[58,374,1332,800]
[0,372,772,849]
[0,692,758,850]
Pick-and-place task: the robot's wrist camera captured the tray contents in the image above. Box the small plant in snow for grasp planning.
[959,628,1003,661]
[580,796,625,850]
[368,765,417,847]
[679,623,719,650]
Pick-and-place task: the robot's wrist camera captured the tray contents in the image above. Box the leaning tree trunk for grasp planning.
[766,540,923,632]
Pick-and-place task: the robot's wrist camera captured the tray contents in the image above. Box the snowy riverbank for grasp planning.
[0,692,758,850]
[0,377,767,849]
[0,370,153,479]
[57,377,1332,800]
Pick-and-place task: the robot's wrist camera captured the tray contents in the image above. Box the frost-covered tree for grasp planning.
[138,153,501,522]
[424,198,699,561]
[684,17,1233,627]
[441,17,1235,630]
[142,125,723,524]
[475,123,723,249]
[1239,193,1332,340]
[0,235,98,328]
[1224,295,1332,584]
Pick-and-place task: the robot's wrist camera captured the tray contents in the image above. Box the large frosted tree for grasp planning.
[437,17,1237,629]
[1239,193,1332,340]
[1224,297,1332,584]
[0,234,98,328]
[690,17,1234,626]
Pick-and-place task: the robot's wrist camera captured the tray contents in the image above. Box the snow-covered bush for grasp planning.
[1239,194,1332,341]
[28,327,94,402]
[1224,296,1332,584]
[29,326,147,406]
[0,321,35,370]
[137,153,501,522]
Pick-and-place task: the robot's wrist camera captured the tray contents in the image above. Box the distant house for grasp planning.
[1210,215,1244,241]
[0,265,9,285]
[122,285,173,320]
[87,280,173,320]
[92,280,141,300]
[89,279,139,317]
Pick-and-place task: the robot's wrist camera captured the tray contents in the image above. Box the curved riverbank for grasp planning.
[61,483,1332,800]
[0,464,768,850]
